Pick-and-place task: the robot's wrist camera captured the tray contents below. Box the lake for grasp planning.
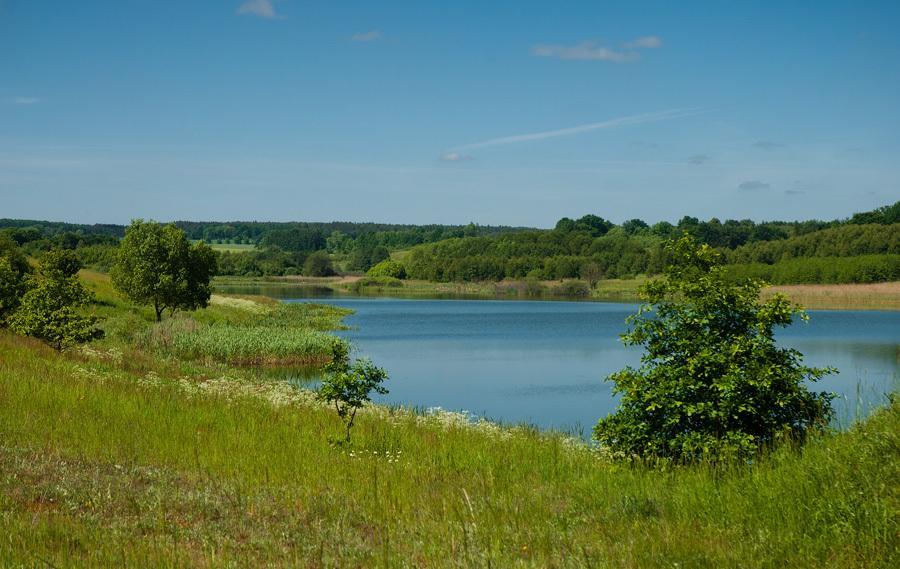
[262,296,899,434]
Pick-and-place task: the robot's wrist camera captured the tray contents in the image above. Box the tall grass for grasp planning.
[0,331,897,567]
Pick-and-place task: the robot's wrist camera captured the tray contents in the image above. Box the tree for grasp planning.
[8,249,103,351]
[580,261,603,289]
[111,220,217,321]
[594,235,834,462]
[367,259,406,279]
[318,343,389,443]
[0,235,31,324]
[303,251,336,277]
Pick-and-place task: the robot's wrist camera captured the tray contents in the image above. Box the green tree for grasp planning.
[0,236,31,324]
[367,259,406,279]
[303,251,336,277]
[594,235,834,462]
[318,343,389,443]
[8,249,103,351]
[111,220,217,321]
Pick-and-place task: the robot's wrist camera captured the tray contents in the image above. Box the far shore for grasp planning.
[213,275,900,311]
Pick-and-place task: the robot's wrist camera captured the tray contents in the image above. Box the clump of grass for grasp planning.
[140,301,351,367]
[171,323,343,366]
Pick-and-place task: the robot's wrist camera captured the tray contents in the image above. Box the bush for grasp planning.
[367,259,407,279]
[551,280,591,298]
[8,249,103,351]
[594,235,835,463]
[303,251,336,277]
[318,345,389,443]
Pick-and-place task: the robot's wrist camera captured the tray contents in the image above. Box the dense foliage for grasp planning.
[111,220,217,321]
[3,201,897,282]
[594,236,835,462]
[367,259,407,279]
[0,235,31,324]
[8,250,103,351]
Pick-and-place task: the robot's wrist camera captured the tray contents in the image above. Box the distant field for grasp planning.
[192,241,257,253]
[765,281,900,311]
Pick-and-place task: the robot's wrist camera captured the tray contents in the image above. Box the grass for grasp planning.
[0,327,897,567]
[763,282,900,310]
[79,269,350,368]
[192,241,257,253]
[0,270,897,566]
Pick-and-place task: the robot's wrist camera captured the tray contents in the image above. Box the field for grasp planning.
[763,282,900,310]
[1,326,898,566]
[0,270,896,566]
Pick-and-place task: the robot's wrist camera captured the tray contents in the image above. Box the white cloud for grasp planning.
[452,109,704,151]
[531,42,636,62]
[532,36,662,62]
[439,152,473,162]
[625,36,662,49]
[352,30,383,42]
[11,97,40,105]
[237,0,278,19]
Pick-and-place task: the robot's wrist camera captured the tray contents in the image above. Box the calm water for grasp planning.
[271,297,900,433]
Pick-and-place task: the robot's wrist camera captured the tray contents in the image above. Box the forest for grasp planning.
[1,201,898,284]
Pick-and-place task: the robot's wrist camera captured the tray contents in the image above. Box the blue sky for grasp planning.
[1,0,899,227]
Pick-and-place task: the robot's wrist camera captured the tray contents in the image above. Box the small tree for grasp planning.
[9,249,103,351]
[581,261,603,289]
[303,251,336,277]
[594,235,834,462]
[318,342,389,443]
[367,259,406,280]
[0,235,31,324]
[111,220,217,321]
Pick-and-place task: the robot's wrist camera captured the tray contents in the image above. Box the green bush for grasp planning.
[303,251,336,277]
[550,280,591,297]
[367,259,407,279]
[595,235,834,463]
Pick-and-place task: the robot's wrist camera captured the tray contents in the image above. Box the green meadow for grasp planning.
[0,270,897,567]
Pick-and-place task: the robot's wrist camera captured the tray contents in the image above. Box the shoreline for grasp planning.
[214,276,900,311]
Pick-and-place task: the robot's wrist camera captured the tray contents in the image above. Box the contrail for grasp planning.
[452,108,705,151]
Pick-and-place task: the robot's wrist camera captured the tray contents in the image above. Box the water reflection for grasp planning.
[266,296,898,433]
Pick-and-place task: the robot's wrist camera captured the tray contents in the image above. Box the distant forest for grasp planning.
[1,201,898,284]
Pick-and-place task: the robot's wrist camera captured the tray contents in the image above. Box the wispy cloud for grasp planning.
[784,189,804,195]
[753,140,784,150]
[451,109,704,152]
[624,36,662,49]
[738,180,771,191]
[532,35,662,62]
[439,152,473,162]
[688,154,711,165]
[6,96,40,105]
[352,30,383,42]
[237,0,278,19]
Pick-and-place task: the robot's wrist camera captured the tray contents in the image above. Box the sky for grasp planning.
[1,0,899,227]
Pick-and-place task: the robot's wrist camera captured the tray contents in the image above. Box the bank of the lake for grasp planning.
[215,275,900,310]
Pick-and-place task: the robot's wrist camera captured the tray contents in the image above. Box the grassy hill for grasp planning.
[0,273,897,567]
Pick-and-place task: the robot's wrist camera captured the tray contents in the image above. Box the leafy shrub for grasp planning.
[551,280,591,298]
[594,235,835,463]
[367,259,407,279]
[353,276,403,290]
[8,249,103,351]
[318,344,389,442]
[303,251,336,277]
